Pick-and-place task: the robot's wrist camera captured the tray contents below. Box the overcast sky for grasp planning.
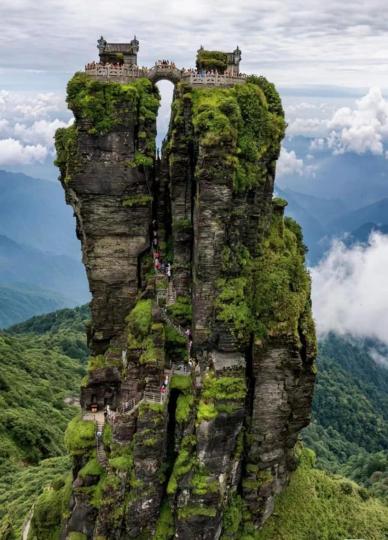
[1,0,388,91]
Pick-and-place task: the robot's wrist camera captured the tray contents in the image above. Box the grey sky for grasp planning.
[1,0,388,90]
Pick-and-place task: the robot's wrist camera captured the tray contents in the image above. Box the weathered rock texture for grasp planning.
[37,66,317,540]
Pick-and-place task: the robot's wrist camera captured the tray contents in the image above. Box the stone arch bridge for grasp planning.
[84,61,247,88]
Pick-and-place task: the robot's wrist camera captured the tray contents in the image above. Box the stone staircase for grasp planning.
[160,308,186,338]
[96,416,108,467]
[166,282,177,306]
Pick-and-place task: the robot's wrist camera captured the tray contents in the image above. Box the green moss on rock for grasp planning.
[170,374,192,393]
[126,299,153,339]
[167,437,195,495]
[178,505,217,520]
[215,210,316,353]
[202,373,246,401]
[122,194,153,207]
[66,73,159,145]
[78,457,103,479]
[64,415,95,456]
[153,502,174,539]
[54,125,80,184]
[188,79,286,193]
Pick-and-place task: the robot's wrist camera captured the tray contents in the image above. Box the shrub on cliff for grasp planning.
[64,415,95,455]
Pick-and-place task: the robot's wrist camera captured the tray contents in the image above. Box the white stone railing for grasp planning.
[84,62,248,87]
[85,63,149,79]
[181,72,246,86]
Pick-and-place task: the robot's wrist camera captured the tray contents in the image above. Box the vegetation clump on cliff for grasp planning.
[56,73,160,184]
[215,207,316,353]
[187,77,285,192]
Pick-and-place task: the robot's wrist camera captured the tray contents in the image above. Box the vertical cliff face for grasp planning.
[48,70,316,540]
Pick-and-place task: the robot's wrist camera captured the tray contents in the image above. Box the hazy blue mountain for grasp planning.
[0,169,81,258]
[278,139,388,210]
[276,183,388,263]
[0,284,66,328]
[0,170,89,324]
[276,187,346,263]
[0,234,89,303]
[329,198,388,236]
[344,223,388,247]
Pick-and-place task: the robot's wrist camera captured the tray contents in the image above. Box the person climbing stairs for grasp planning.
[96,416,108,467]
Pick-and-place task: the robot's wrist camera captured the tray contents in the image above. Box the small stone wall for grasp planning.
[84,62,247,87]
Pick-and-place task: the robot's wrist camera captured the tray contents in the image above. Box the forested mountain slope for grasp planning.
[304,333,388,501]
[0,306,89,537]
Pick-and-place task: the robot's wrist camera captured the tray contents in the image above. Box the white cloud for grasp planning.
[311,232,388,346]
[287,117,327,138]
[0,138,47,165]
[13,118,73,147]
[369,349,388,369]
[0,90,71,167]
[311,87,388,156]
[277,148,304,176]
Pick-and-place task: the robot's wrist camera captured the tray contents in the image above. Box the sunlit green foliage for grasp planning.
[166,296,192,326]
[167,437,195,495]
[175,394,194,423]
[66,73,159,140]
[64,415,95,455]
[202,373,246,401]
[79,457,103,478]
[170,374,192,393]
[252,449,388,540]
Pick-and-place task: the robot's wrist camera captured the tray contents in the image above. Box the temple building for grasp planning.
[97,35,139,65]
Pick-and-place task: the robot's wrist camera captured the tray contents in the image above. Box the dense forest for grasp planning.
[304,333,388,502]
[0,306,89,537]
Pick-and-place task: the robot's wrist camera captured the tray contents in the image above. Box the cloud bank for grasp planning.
[277,148,305,177]
[285,87,388,160]
[0,90,71,166]
[311,232,388,345]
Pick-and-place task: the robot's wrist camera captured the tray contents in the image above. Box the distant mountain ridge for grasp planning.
[0,169,80,258]
[0,284,65,328]
[278,186,388,263]
[0,170,89,325]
